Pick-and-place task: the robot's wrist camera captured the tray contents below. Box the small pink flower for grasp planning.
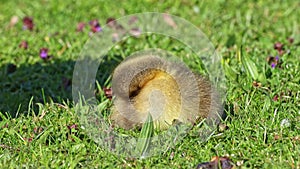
[23,16,34,31]
[76,22,85,32]
[68,124,78,130]
[24,137,33,142]
[129,28,141,37]
[274,42,285,55]
[274,42,283,51]
[19,41,28,49]
[106,17,116,28]
[106,17,125,32]
[103,87,112,100]
[273,95,279,101]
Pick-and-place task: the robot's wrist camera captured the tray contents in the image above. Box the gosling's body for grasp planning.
[110,55,222,130]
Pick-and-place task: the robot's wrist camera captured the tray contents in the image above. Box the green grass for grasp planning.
[0,0,300,168]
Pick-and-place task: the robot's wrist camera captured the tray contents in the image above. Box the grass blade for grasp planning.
[136,113,154,158]
[240,46,259,80]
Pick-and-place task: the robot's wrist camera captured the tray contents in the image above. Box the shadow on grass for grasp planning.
[0,57,121,118]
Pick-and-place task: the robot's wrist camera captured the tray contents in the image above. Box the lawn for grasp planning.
[0,0,299,168]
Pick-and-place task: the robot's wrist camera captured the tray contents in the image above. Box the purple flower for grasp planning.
[40,48,49,59]
[93,26,102,32]
[267,55,281,69]
[271,62,276,68]
[89,19,102,33]
[23,16,34,31]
